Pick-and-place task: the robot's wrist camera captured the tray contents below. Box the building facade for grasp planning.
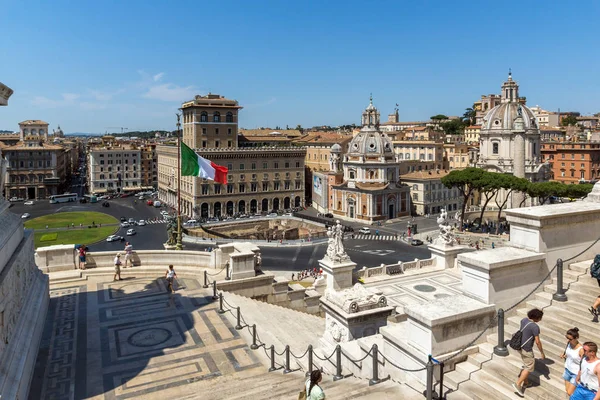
[402,170,463,216]
[444,143,472,170]
[157,94,306,218]
[327,98,410,222]
[541,140,600,184]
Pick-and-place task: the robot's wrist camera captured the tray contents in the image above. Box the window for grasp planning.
[228,128,232,135]
[582,163,585,168]
[492,143,499,154]
[561,171,565,177]
[251,162,256,170]
[251,183,257,192]
[263,173,268,180]
[262,182,269,191]
[202,140,207,148]
[572,154,575,159]
[200,112,208,122]
[571,163,575,167]
[239,184,245,193]
[273,162,279,169]
[100,160,105,165]
[227,184,234,194]
[562,162,565,167]
[215,140,220,148]
[296,172,301,178]
[239,163,245,170]
[202,185,209,195]
[284,182,290,190]
[263,162,268,169]
[228,141,232,147]
[202,128,207,135]
[295,181,302,190]
[413,193,418,201]
[571,171,575,177]
[581,171,585,179]
[227,163,233,170]
[214,185,221,194]
[239,174,245,181]
[285,162,290,168]
[226,112,233,122]
[582,154,585,160]
[213,112,221,122]
[296,161,300,168]
[274,182,280,190]
[215,128,219,135]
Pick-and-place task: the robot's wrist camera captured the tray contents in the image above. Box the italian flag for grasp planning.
[180,141,228,184]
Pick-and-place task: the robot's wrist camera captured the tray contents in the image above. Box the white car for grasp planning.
[358,227,371,234]
[106,235,123,242]
[120,222,130,228]
[137,220,146,226]
[21,213,31,219]
[24,201,34,205]
[184,219,198,226]
[126,229,136,236]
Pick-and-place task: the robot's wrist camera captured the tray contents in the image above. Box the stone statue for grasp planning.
[166,215,178,246]
[324,283,387,314]
[435,208,456,246]
[324,220,350,264]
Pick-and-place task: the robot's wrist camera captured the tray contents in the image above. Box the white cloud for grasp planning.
[153,72,165,82]
[143,83,197,102]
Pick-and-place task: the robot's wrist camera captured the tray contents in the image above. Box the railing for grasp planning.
[356,258,437,280]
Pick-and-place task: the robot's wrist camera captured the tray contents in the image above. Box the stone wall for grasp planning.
[194,216,327,240]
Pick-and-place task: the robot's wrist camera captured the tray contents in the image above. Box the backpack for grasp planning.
[591,255,600,279]
[509,321,533,350]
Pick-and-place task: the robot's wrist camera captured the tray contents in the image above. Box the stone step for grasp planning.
[544,284,599,304]
[446,380,502,400]
[524,299,600,334]
[533,291,595,315]
[568,260,591,274]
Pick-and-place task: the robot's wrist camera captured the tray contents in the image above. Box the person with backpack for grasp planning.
[304,369,325,400]
[561,327,584,396]
[512,308,546,397]
[589,256,600,322]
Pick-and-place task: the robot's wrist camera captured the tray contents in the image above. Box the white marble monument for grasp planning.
[428,209,474,269]
[319,220,356,290]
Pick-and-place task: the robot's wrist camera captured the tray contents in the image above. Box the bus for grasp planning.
[83,194,98,203]
[49,193,78,204]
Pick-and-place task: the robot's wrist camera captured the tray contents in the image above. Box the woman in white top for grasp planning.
[561,327,584,395]
[305,369,325,400]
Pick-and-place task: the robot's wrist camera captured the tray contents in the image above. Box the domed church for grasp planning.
[328,97,410,222]
[476,72,550,207]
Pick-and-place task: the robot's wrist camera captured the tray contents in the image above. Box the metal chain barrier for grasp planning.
[313,347,337,362]
[290,347,310,359]
[206,264,227,276]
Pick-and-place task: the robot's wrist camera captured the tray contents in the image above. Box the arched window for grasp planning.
[200,112,208,122]
[226,112,233,123]
[213,112,221,122]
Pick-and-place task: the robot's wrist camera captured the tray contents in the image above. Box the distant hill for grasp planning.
[0,129,14,134]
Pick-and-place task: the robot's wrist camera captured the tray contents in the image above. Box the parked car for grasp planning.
[21,213,31,219]
[126,229,136,236]
[128,218,135,224]
[120,222,130,228]
[24,200,34,205]
[153,201,162,207]
[267,213,278,218]
[120,217,127,222]
[106,235,124,242]
[10,197,24,202]
[358,227,371,234]
[138,220,146,226]
[79,198,87,203]
[324,213,334,218]
[411,239,424,246]
[183,219,198,226]
[147,200,154,206]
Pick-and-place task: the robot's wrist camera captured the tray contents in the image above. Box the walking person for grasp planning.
[571,341,600,400]
[561,327,584,396]
[589,297,600,323]
[124,241,134,268]
[113,253,122,281]
[165,265,177,293]
[304,369,325,400]
[78,244,87,270]
[513,308,546,397]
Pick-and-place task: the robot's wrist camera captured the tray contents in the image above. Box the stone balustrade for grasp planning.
[355,258,437,281]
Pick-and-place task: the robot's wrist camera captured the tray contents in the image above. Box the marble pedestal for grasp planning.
[428,243,474,269]
[319,258,356,291]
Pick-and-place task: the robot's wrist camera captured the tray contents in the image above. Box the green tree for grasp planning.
[561,115,579,126]
[430,114,448,121]
[440,119,467,135]
[441,167,487,230]
[476,171,501,226]
[492,175,530,234]
[527,181,567,205]
[295,124,304,134]
[566,183,594,200]
[463,107,476,125]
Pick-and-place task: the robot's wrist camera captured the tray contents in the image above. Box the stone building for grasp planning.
[327,98,410,221]
[401,170,463,216]
[476,72,550,207]
[18,120,49,141]
[541,140,600,184]
[157,94,306,218]
[87,136,148,194]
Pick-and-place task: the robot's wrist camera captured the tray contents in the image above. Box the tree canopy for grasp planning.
[440,119,468,135]
[561,115,579,126]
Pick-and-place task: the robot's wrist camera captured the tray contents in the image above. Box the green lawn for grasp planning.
[25,212,118,230]
[33,226,118,248]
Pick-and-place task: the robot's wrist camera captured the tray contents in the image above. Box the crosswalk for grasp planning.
[146,219,168,224]
[347,234,400,241]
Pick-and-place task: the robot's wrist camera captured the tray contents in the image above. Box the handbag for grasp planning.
[298,389,307,400]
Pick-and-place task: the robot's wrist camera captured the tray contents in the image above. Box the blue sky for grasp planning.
[2,0,599,134]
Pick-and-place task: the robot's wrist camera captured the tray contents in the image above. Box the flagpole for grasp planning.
[176,113,183,250]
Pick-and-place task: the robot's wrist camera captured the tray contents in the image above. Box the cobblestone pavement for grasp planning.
[29,276,262,399]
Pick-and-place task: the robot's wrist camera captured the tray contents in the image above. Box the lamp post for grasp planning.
[176,113,183,250]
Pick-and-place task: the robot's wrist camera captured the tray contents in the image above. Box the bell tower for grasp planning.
[361,94,380,128]
[501,69,519,103]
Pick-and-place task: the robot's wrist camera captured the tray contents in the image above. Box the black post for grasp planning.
[426,355,434,400]
[333,345,343,381]
[307,345,313,375]
[235,307,242,330]
[493,308,509,356]
[212,280,218,300]
[553,258,568,302]
[369,344,381,386]
[438,362,445,400]
[218,292,225,314]
[225,263,231,281]
[203,270,208,288]
[284,345,292,373]
[269,345,276,372]
[250,324,259,349]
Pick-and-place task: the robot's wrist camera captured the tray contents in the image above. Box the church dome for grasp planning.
[347,127,393,156]
[331,143,342,153]
[482,102,538,131]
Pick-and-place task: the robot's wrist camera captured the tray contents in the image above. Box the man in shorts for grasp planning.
[165,265,177,293]
[513,308,546,397]
[124,242,133,268]
[113,253,122,281]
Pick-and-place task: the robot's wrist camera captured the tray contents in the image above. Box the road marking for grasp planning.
[292,246,301,263]
[362,249,395,256]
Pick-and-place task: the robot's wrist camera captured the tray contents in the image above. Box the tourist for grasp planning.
[589,297,600,322]
[78,245,87,270]
[492,242,496,249]
[561,327,584,396]
[513,308,546,397]
[124,242,133,268]
[165,265,177,293]
[305,369,325,400]
[292,273,295,281]
[571,341,600,400]
[113,253,122,281]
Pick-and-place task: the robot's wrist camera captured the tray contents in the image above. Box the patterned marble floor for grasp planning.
[364,270,464,314]
[29,276,262,399]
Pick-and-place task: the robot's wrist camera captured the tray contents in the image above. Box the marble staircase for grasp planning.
[445,259,599,399]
